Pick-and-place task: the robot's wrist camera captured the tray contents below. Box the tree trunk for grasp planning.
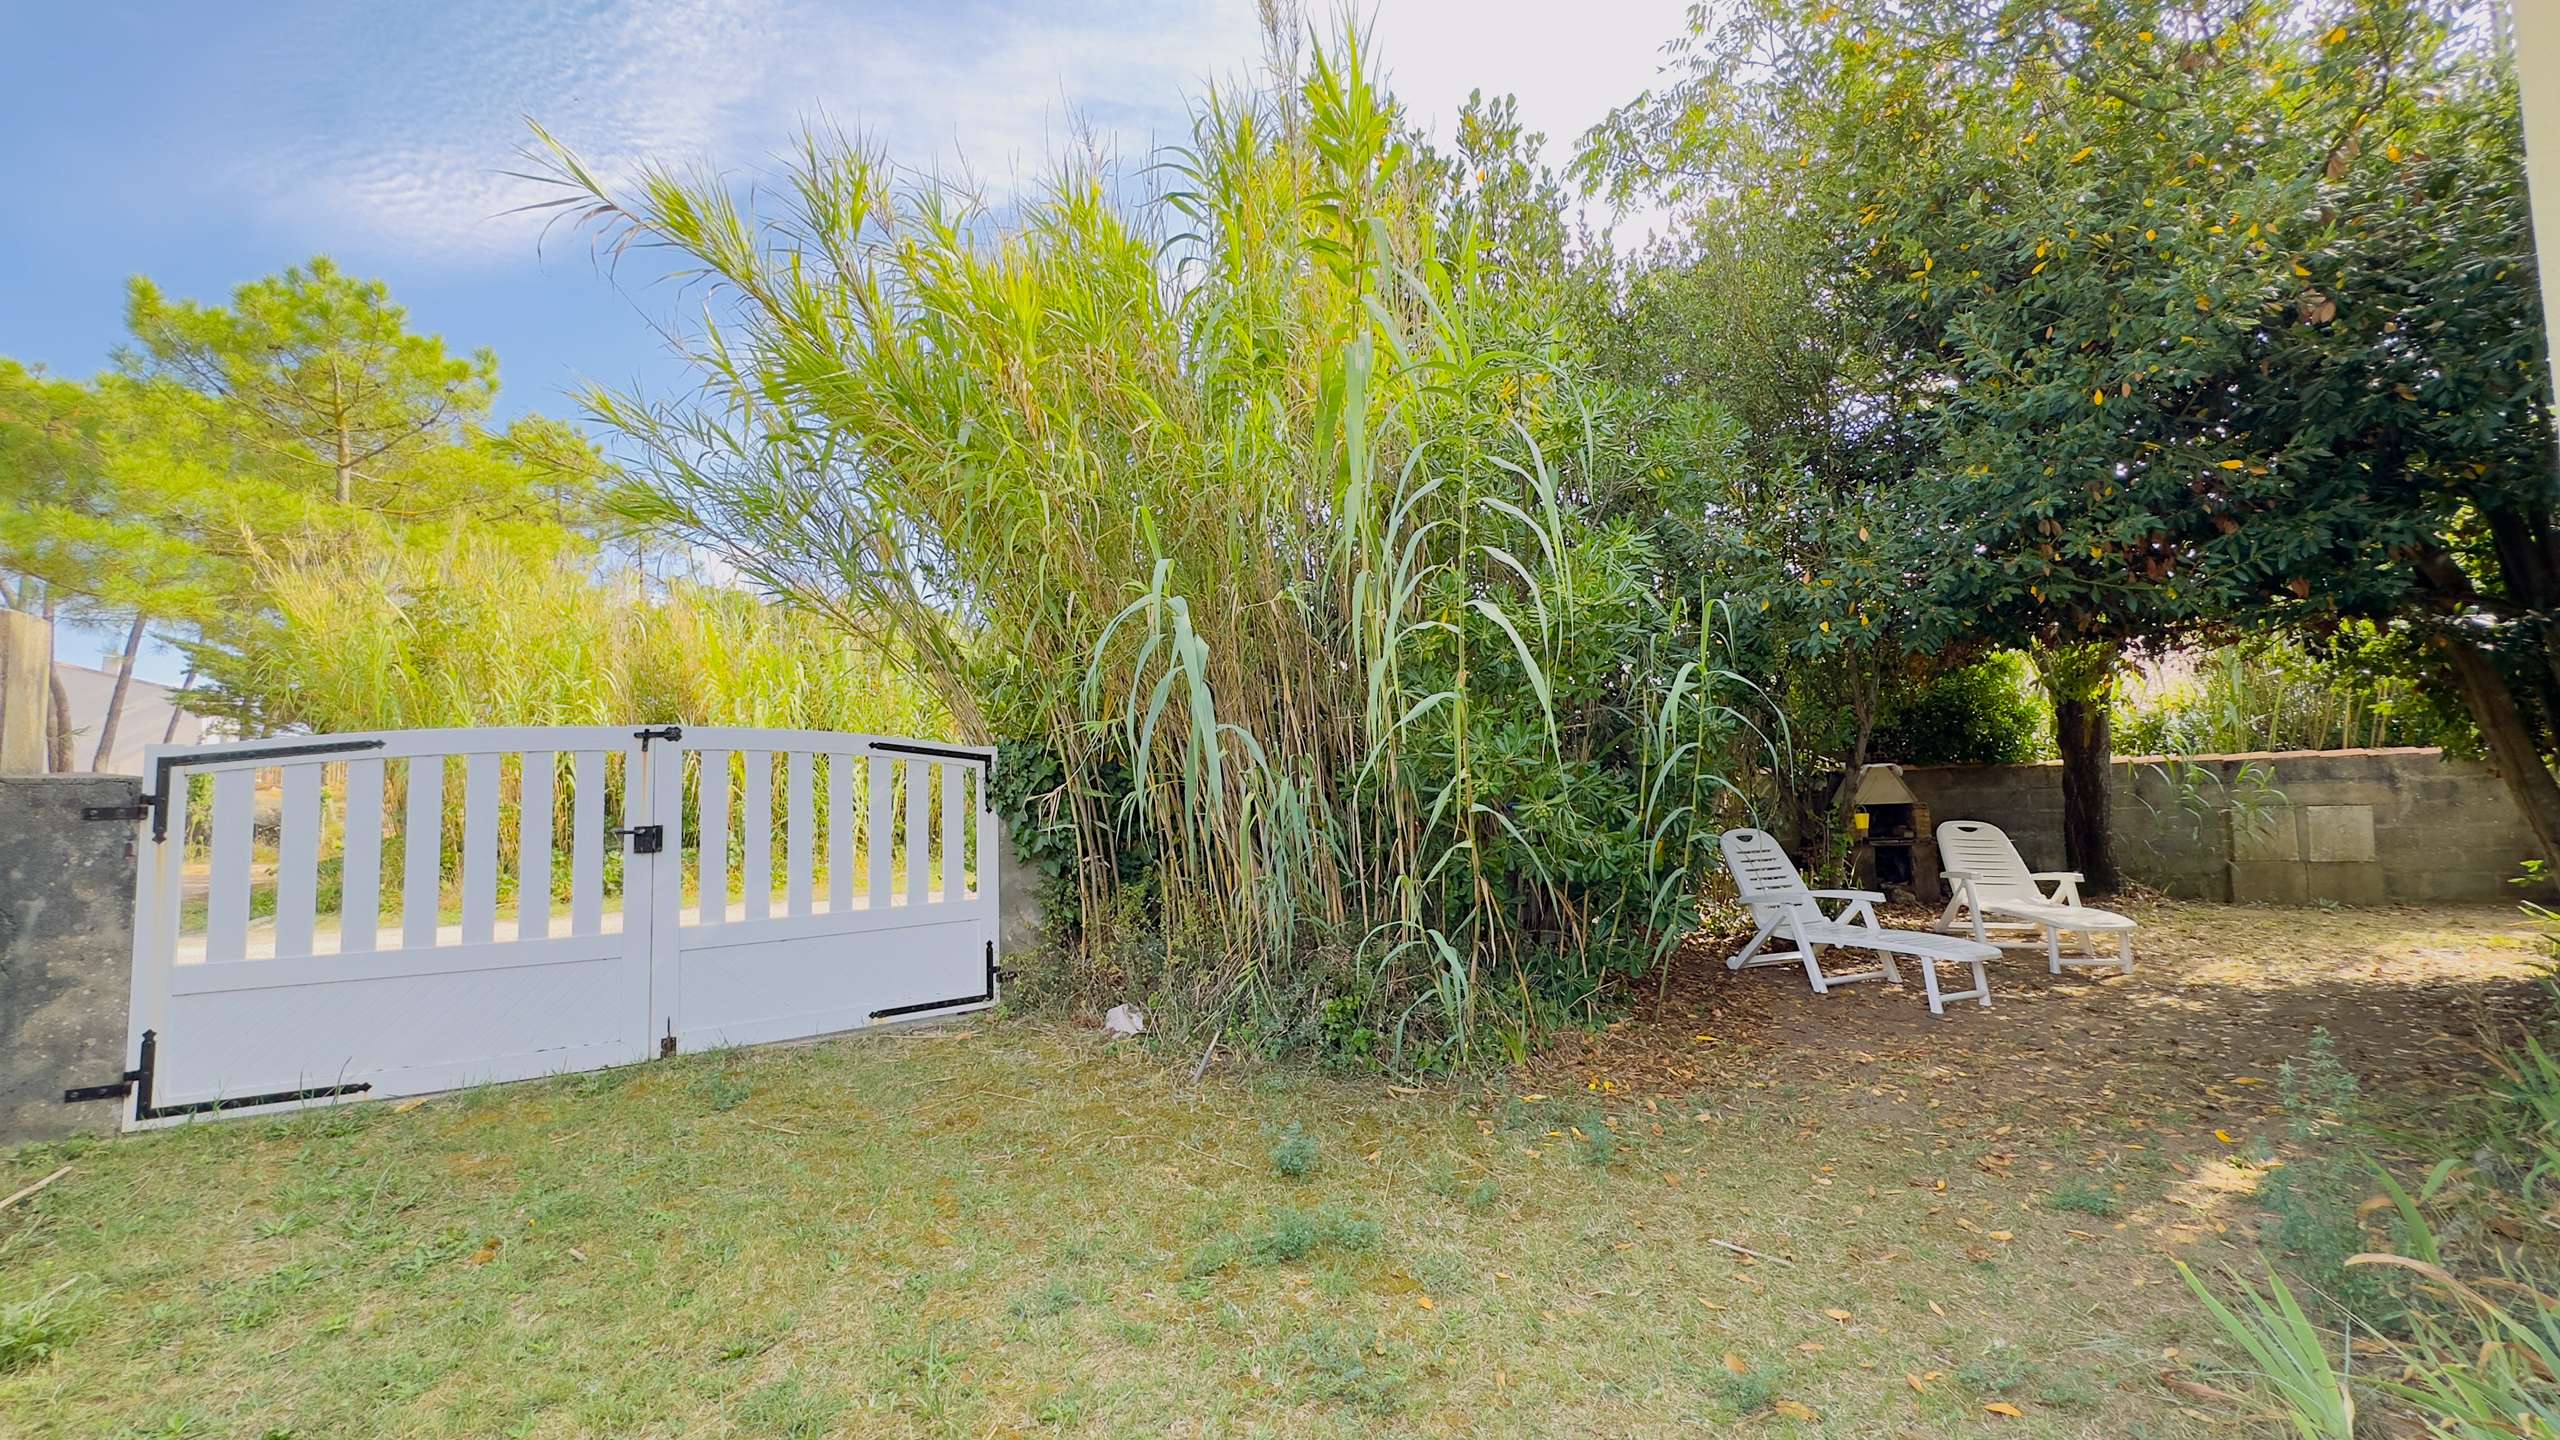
[2437,632,2560,887]
[1826,665,1883,883]
[335,365,356,505]
[46,668,72,774]
[2036,640,2122,895]
[162,663,197,743]
[2052,690,2118,895]
[40,596,71,773]
[2411,543,2560,888]
[90,612,147,771]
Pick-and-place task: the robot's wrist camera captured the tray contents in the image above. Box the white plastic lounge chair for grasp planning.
[1933,820,2135,975]
[1719,828,1995,1016]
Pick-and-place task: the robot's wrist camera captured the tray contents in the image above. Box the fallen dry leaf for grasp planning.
[1415,1296,1435,1310]
[1985,1401,2025,1418]
[2159,1372,2243,1405]
[1772,1399,1819,1421]
[1724,1352,1750,1376]
[1823,1308,1852,1322]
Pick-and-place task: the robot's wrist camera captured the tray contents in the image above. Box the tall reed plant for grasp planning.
[533,21,1765,1062]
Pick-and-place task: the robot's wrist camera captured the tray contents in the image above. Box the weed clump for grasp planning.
[0,1280,81,1374]
[1268,1124,1318,1179]
[2043,1179,2119,1217]
[1188,1205,1379,1275]
[1708,1362,1779,1418]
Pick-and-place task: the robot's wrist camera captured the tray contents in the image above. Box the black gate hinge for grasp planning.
[82,798,156,824]
[88,738,389,841]
[62,1070,142,1104]
[65,1030,370,1118]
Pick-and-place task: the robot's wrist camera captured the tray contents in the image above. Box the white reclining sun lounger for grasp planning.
[1719,828,1996,1016]
[1933,820,2136,975]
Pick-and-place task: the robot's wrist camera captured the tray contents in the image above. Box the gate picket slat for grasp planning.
[571,751,603,937]
[827,753,853,913]
[742,752,772,922]
[698,751,730,926]
[342,758,383,954]
[977,783,997,909]
[867,755,893,908]
[940,762,964,907]
[518,752,553,941]
[144,770,190,1035]
[460,752,500,945]
[786,751,813,918]
[206,768,254,963]
[403,755,444,950]
[274,765,322,959]
[905,760,930,906]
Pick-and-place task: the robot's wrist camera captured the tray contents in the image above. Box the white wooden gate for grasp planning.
[88,725,997,1130]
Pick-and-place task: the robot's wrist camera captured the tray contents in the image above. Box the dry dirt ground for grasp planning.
[1552,897,2546,1133]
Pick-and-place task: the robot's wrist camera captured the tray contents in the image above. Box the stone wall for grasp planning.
[1,775,139,1144]
[1898,748,2538,904]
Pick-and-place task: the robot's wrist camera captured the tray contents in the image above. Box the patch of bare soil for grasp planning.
[1537,900,2547,1141]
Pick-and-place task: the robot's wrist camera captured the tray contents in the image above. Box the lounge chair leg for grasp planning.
[1730,920,1777,971]
[2118,932,2133,975]
[1972,958,1992,1006]
[1803,946,1828,994]
[1920,959,1944,1016]
[2046,928,2063,975]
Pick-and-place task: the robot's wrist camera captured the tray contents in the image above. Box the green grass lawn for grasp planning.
[2,900,2539,1438]
[0,1039,2217,1438]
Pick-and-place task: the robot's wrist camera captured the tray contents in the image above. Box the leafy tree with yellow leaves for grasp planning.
[1583,0,2554,887]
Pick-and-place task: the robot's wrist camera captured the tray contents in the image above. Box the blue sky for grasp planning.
[0,0,1683,677]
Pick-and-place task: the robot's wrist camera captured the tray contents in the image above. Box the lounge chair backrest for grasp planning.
[1935,820,2042,901]
[1719,828,1821,926]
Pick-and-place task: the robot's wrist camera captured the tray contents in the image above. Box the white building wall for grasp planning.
[53,662,206,775]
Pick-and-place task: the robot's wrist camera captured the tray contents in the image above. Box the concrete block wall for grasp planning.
[2,775,139,1144]
[1899,748,2540,904]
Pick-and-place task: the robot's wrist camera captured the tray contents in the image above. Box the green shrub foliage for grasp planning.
[1870,654,2049,766]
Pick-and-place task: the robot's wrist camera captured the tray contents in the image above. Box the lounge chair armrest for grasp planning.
[1807,889,1887,902]
[2030,871,2083,883]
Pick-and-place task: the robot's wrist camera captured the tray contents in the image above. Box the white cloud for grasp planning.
[236,0,1264,262]
[230,0,1690,266]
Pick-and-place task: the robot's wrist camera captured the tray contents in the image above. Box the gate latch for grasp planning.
[613,824,665,855]
[634,725,683,750]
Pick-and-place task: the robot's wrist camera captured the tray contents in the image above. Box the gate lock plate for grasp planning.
[615,824,665,855]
